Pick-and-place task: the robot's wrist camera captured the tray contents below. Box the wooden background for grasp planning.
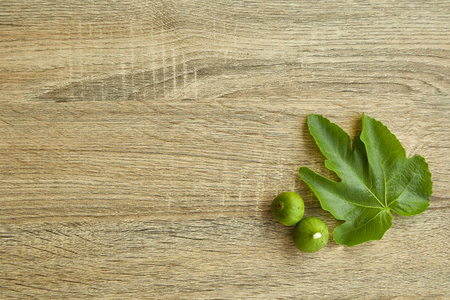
[1,0,449,298]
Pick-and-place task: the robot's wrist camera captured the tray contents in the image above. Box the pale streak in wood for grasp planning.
[0,0,449,299]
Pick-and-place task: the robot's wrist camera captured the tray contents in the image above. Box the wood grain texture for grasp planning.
[1,0,449,298]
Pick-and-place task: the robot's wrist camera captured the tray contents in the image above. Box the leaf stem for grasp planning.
[386,210,394,220]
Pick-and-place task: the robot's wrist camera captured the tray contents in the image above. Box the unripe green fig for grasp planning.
[293,217,329,253]
[271,192,305,226]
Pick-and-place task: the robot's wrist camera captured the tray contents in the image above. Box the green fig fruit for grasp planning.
[293,217,329,253]
[271,192,305,226]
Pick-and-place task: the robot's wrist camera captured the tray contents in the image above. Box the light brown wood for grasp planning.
[1,0,449,298]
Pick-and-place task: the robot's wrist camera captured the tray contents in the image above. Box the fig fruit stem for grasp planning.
[313,232,322,239]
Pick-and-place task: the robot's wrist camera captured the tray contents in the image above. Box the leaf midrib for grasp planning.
[320,133,385,209]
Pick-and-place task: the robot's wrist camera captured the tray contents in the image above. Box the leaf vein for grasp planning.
[322,134,384,208]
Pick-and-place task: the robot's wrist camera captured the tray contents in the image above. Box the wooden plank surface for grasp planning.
[1,0,449,298]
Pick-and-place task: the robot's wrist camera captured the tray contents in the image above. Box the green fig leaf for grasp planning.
[299,114,432,247]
